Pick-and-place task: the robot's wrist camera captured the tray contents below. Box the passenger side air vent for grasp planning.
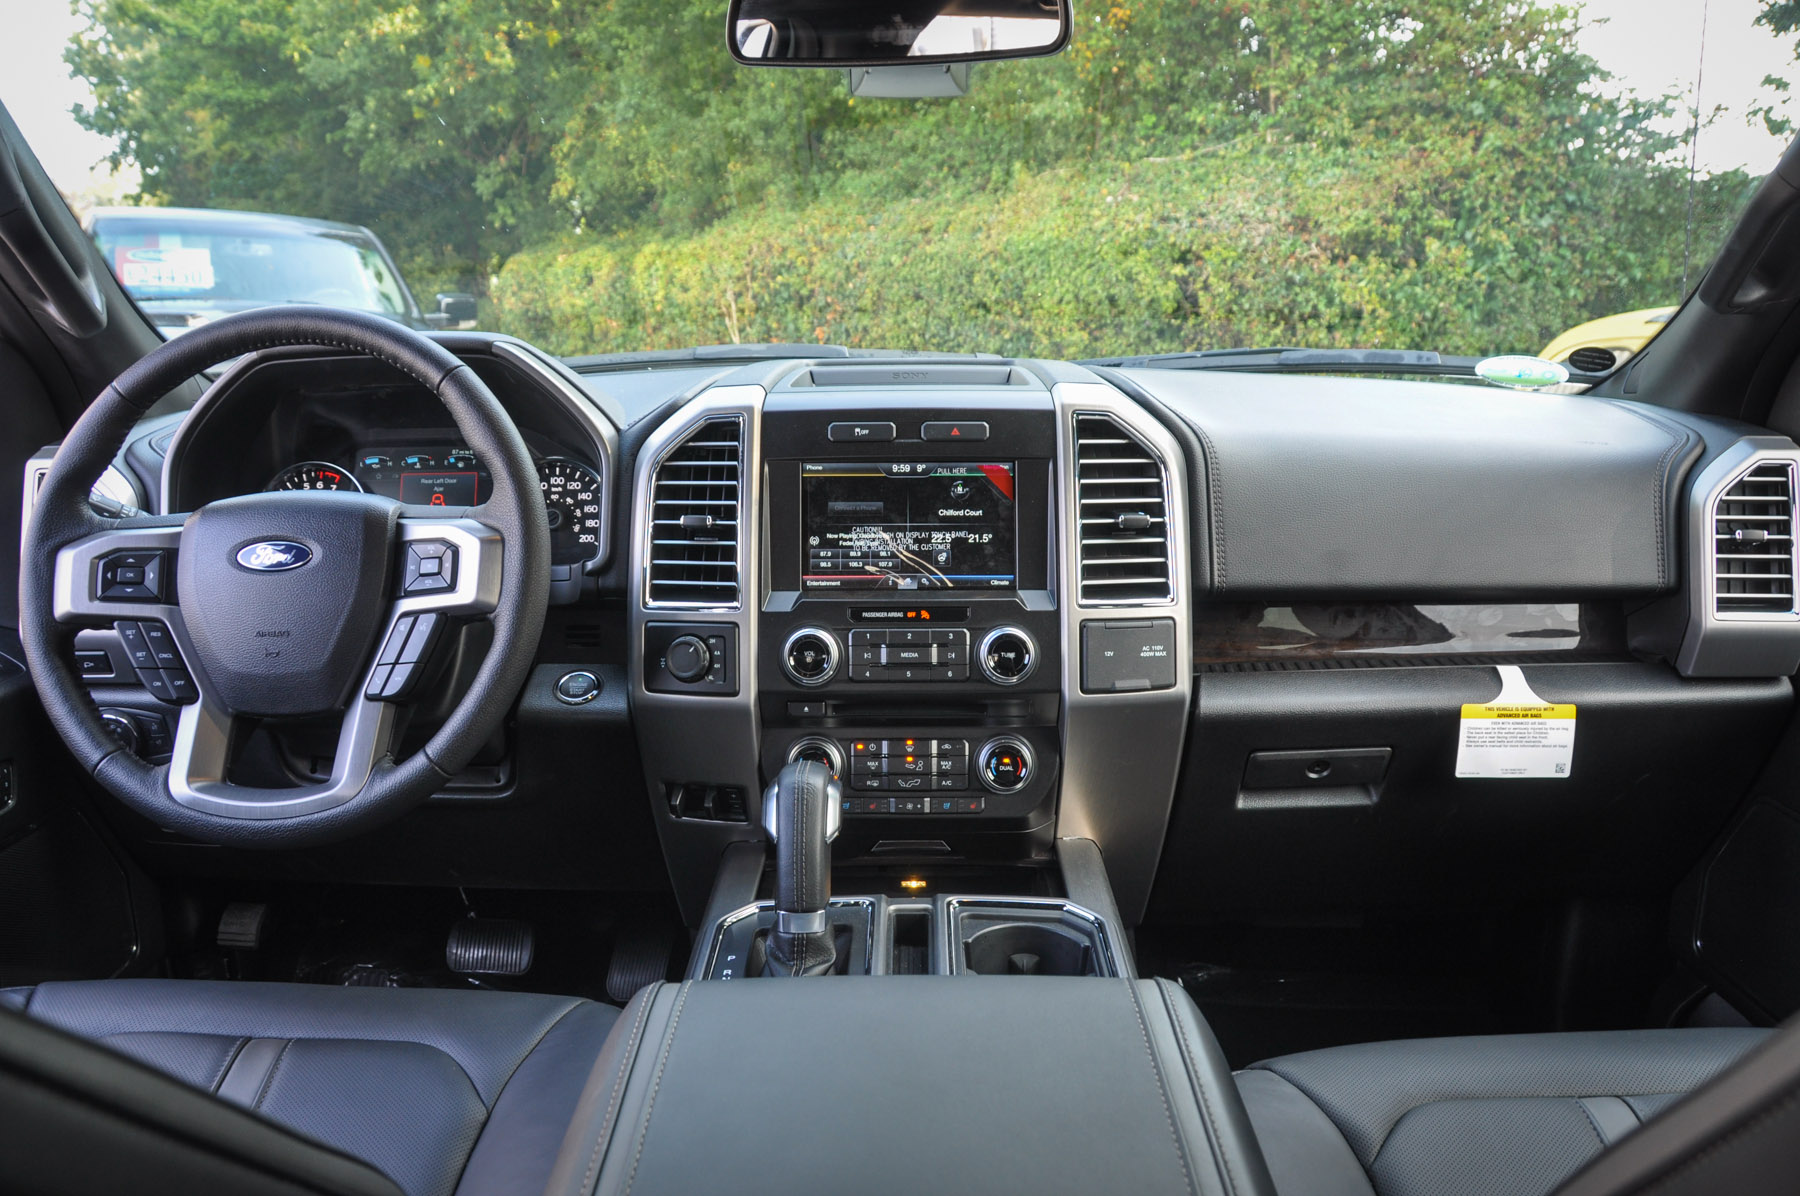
[1074,414,1172,604]
[1715,459,1797,616]
[647,416,743,608]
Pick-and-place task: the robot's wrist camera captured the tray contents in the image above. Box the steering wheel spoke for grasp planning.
[51,521,185,626]
[167,682,401,820]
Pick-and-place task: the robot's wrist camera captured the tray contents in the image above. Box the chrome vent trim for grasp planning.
[1073,413,1173,605]
[645,415,744,609]
[1714,458,1797,617]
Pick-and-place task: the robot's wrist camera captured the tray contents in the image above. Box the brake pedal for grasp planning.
[447,918,535,977]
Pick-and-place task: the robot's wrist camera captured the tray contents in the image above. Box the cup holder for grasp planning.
[964,922,1096,976]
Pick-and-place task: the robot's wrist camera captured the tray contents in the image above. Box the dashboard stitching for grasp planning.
[1190,421,1226,588]
[1607,402,1692,589]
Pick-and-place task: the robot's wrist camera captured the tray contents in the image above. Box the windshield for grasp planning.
[89,215,412,325]
[9,1,1797,366]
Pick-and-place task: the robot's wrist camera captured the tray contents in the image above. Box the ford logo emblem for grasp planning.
[236,541,312,572]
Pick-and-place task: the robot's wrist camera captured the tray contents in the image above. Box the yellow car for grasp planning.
[1540,305,1676,366]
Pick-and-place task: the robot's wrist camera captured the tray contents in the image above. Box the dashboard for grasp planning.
[39,331,1800,930]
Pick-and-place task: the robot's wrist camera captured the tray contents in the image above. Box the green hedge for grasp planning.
[489,142,1747,360]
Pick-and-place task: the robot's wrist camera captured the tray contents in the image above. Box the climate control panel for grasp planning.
[769,731,1056,821]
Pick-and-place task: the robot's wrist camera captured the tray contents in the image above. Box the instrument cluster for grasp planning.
[268,448,604,566]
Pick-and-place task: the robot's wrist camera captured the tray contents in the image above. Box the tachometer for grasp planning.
[267,461,362,492]
[537,458,604,565]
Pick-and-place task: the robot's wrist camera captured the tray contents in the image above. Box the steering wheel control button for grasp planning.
[111,620,197,704]
[665,635,713,683]
[161,670,199,704]
[139,621,182,668]
[365,613,443,702]
[978,627,1036,685]
[555,670,602,705]
[644,622,738,695]
[97,550,165,601]
[828,421,896,442]
[782,628,841,687]
[114,622,155,670]
[920,421,990,442]
[978,737,1034,794]
[401,541,457,596]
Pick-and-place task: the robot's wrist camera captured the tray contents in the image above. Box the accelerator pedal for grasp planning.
[606,919,678,1003]
[446,918,535,978]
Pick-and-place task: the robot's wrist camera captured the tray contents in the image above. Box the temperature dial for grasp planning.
[978,737,1035,794]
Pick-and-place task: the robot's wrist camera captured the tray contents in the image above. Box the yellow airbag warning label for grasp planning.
[1455,665,1575,780]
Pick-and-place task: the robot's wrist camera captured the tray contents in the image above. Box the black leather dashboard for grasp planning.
[1123,369,1703,600]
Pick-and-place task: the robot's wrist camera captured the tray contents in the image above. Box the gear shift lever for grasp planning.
[760,758,842,977]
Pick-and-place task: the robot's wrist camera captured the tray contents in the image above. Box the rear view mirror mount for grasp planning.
[728,0,1071,68]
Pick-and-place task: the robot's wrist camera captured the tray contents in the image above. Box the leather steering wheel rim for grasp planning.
[19,306,550,847]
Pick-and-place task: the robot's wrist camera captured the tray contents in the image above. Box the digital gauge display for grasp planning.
[800,462,1016,591]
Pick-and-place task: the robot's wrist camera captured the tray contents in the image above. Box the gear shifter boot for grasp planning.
[760,759,841,977]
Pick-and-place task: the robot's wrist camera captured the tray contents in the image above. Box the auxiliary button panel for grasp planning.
[846,629,970,682]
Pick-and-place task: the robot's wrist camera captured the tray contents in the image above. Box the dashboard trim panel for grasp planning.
[1053,380,1195,925]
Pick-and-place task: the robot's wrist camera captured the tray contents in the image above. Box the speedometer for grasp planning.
[537,458,604,565]
[267,461,362,492]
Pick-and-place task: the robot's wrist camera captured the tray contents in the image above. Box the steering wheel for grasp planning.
[19,307,550,846]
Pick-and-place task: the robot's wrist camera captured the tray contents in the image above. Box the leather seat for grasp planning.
[1,979,619,1196]
[1235,1028,1772,1196]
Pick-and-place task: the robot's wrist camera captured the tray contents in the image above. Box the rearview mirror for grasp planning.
[728,0,1071,67]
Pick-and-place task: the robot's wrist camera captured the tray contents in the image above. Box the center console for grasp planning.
[756,379,1064,851]
[629,361,1193,928]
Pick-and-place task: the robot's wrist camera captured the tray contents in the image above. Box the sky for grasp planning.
[2,0,1796,195]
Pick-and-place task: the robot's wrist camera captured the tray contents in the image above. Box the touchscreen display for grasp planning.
[801,462,1016,590]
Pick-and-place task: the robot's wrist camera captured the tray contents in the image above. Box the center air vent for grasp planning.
[1074,413,1172,604]
[647,416,743,608]
[1715,459,1796,616]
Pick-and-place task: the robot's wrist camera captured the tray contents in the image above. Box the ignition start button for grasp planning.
[554,670,601,705]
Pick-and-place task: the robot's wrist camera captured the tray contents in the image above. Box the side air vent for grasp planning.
[647,416,743,608]
[1074,413,1172,604]
[1715,459,1797,616]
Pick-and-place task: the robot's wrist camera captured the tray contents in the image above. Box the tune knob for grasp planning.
[978,627,1036,685]
[782,628,841,687]
[666,635,713,683]
[978,737,1035,794]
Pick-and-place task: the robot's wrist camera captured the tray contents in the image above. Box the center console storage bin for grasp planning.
[546,976,1274,1196]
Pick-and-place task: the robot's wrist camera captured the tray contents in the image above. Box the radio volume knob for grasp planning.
[782,628,841,687]
[978,627,1036,685]
[666,635,712,683]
